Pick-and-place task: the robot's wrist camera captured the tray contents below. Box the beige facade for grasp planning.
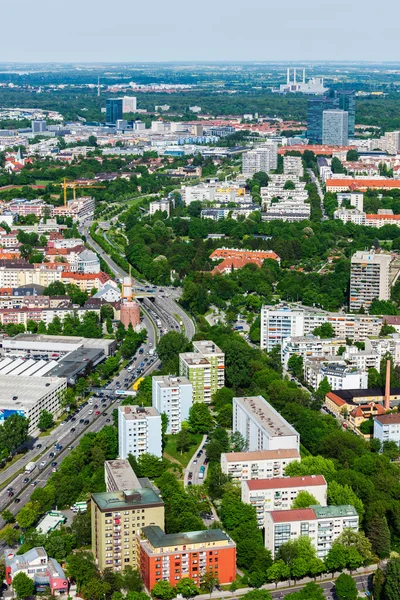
[92,488,165,572]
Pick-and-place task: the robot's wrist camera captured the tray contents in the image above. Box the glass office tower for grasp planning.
[106,98,123,125]
[307,97,339,143]
[337,90,356,138]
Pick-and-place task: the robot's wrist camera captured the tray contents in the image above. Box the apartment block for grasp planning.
[242,144,278,177]
[118,406,162,459]
[322,110,349,146]
[283,156,304,178]
[152,375,192,434]
[374,413,400,447]
[233,396,300,452]
[220,449,300,481]
[91,487,164,572]
[281,335,346,369]
[149,200,170,217]
[242,475,327,527]
[139,526,236,589]
[179,340,224,403]
[304,359,368,391]
[350,251,392,312]
[334,208,366,225]
[260,306,305,351]
[265,505,359,558]
[104,459,141,492]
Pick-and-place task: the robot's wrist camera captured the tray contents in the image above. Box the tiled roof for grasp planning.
[245,475,326,490]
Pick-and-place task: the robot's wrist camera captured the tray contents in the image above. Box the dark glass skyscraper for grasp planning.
[307,97,339,144]
[106,98,123,125]
[336,90,356,138]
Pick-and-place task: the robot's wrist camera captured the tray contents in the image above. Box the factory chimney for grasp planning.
[293,68,297,85]
[287,68,290,85]
[384,358,391,411]
[303,68,306,84]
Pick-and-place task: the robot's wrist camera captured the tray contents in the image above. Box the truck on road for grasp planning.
[25,462,36,474]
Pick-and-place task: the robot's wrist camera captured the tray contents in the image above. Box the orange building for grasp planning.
[326,178,400,192]
[139,526,236,591]
[210,248,280,263]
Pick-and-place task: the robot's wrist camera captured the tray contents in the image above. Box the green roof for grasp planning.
[92,488,163,511]
[312,505,358,519]
[141,525,232,547]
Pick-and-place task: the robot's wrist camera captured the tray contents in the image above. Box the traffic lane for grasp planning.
[185,436,207,487]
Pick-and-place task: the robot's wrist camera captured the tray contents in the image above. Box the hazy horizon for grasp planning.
[3,0,400,63]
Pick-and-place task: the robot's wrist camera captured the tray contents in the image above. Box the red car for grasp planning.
[95,410,101,415]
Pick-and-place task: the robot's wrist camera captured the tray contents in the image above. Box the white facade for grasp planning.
[152,375,192,434]
[118,405,162,459]
[242,143,278,177]
[365,335,400,366]
[374,414,400,447]
[149,200,170,216]
[334,208,366,225]
[265,505,359,558]
[233,396,300,452]
[322,110,349,146]
[281,335,345,369]
[283,156,304,178]
[260,306,305,351]
[220,449,300,481]
[350,251,392,312]
[242,475,327,527]
[122,97,137,113]
[337,192,364,212]
[304,360,368,391]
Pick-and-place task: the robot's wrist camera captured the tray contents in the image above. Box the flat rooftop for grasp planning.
[193,340,223,355]
[179,353,210,366]
[92,488,163,511]
[153,375,191,388]
[0,375,66,411]
[245,475,326,491]
[118,405,160,420]
[47,347,103,380]
[141,525,232,548]
[312,505,358,519]
[4,333,114,352]
[223,449,300,463]
[105,459,141,490]
[234,396,299,439]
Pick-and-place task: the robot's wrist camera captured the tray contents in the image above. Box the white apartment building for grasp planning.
[260,306,305,351]
[374,414,400,447]
[220,449,300,481]
[283,156,304,178]
[122,96,137,113]
[304,360,368,391]
[242,475,327,527]
[265,505,359,558]
[281,335,346,369]
[337,192,364,212]
[242,144,278,177]
[343,346,380,372]
[365,335,400,366]
[149,200,170,217]
[152,375,192,434]
[334,208,366,225]
[262,201,311,223]
[233,396,300,452]
[349,250,392,312]
[118,405,162,459]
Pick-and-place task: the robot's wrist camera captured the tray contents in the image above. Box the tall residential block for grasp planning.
[179,340,224,403]
[122,96,137,113]
[118,405,162,459]
[104,459,141,492]
[307,96,339,143]
[241,475,327,527]
[336,90,356,137]
[139,526,236,589]
[265,505,359,558]
[322,110,349,146]
[260,305,305,351]
[106,98,123,125]
[349,250,392,313]
[91,486,164,572]
[242,144,278,177]
[152,375,192,434]
[221,449,300,481]
[233,396,300,452]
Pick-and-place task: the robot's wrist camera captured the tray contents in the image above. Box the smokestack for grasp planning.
[303,68,306,84]
[287,68,290,85]
[293,68,297,85]
[384,359,391,411]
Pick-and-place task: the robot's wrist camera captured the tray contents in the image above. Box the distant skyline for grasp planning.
[3,0,400,63]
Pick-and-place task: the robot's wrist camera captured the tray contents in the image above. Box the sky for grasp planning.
[2,0,400,63]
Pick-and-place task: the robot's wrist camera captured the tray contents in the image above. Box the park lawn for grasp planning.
[164,433,203,467]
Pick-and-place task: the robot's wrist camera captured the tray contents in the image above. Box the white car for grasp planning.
[40,460,47,467]
[88,410,93,415]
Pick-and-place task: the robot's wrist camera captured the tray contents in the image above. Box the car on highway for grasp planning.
[193,459,197,465]
[68,445,73,450]
[188,481,192,485]
[103,411,107,416]
[31,481,37,486]
[14,498,20,503]
[88,410,93,414]
[51,462,57,467]
[71,427,76,432]
[84,419,89,425]
[23,477,29,484]
[106,418,111,422]
[188,472,193,479]
[40,460,47,467]
[49,452,55,458]
[95,411,100,415]
[79,418,85,423]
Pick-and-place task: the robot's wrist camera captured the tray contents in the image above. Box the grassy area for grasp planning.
[38,421,60,437]
[164,433,203,467]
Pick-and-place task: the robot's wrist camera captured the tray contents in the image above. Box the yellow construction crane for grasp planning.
[56,179,106,206]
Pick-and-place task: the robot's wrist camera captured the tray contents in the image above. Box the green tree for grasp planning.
[151,580,176,600]
[175,578,199,600]
[17,502,39,529]
[37,409,54,432]
[327,481,364,520]
[367,514,391,558]
[65,551,98,591]
[285,456,337,481]
[287,354,304,380]
[2,509,15,523]
[3,526,20,547]
[291,491,318,509]
[315,376,331,402]
[188,403,213,434]
[312,323,335,338]
[70,511,92,547]
[372,568,385,600]
[176,427,191,453]
[12,572,35,599]
[324,543,347,573]
[346,149,359,161]
[200,569,220,599]
[385,557,400,600]
[241,591,272,600]
[334,573,358,600]
[82,579,111,600]
[266,560,290,586]
[156,331,191,372]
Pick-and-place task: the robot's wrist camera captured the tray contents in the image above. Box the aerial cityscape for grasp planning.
[2,7,400,600]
